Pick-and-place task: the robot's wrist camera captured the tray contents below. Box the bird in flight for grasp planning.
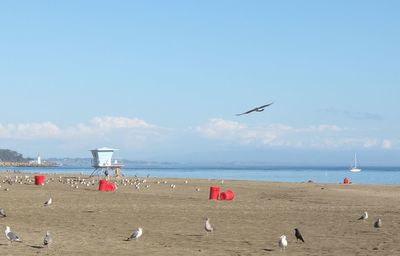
[236,102,273,116]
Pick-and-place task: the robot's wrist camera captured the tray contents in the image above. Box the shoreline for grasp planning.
[1,168,400,186]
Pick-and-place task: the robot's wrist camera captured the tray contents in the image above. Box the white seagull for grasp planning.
[44,197,52,206]
[127,227,143,241]
[43,231,52,247]
[278,235,288,251]
[205,218,214,233]
[0,208,6,217]
[358,211,368,221]
[374,218,382,228]
[5,226,22,244]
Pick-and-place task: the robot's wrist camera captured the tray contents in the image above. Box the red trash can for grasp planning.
[219,190,234,200]
[106,183,115,191]
[34,175,45,186]
[209,186,220,200]
[99,180,108,191]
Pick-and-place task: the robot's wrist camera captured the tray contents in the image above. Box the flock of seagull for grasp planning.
[0,173,385,252]
[0,173,192,249]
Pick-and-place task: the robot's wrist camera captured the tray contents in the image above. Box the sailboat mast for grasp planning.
[354,153,357,168]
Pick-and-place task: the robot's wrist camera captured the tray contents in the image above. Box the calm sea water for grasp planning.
[1,166,400,185]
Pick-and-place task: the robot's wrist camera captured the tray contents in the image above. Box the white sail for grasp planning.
[350,154,361,172]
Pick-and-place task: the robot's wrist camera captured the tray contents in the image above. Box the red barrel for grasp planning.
[219,190,234,200]
[99,180,108,191]
[343,177,349,184]
[106,183,115,191]
[34,175,45,186]
[209,186,220,200]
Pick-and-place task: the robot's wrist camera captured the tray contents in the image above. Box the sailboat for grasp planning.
[350,154,361,172]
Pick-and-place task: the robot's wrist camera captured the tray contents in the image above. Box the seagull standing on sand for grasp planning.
[0,208,6,217]
[43,231,52,247]
[278,235,288,251]
[374,218,382,228]
[44,197,52,206]
[358,211,368,221]
[205,218,214,233]
[294,228,305,242]
[127,228,143,241]
[236,102,274,116]
[4,226,22,244]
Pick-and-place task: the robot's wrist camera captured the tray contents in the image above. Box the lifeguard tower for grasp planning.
[89,147,124,178]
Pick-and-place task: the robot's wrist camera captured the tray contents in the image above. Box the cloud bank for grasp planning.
[195,118,396,150]
[0,117,397,158]
[0,116,164,147]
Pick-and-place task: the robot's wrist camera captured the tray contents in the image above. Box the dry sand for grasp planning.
[0,172,400,255]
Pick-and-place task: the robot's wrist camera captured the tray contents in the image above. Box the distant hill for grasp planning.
[0,149,32,162]
[47,158,180,168]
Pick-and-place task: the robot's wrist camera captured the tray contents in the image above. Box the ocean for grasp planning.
[1,165,400,185]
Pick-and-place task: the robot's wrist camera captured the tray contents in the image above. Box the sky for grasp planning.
[0,1,399,165]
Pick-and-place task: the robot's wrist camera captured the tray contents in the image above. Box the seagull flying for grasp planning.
[358,211,368,220]
[43,231,52,247]
[236,102,273,116]
[44,197,52,206]
[278,235,288,251]
[0,208,6,217]
[205,218,214,233]
[294,228,305,242]
[374,218,382,228]
[127,227,143,241]
[5,226,22,244]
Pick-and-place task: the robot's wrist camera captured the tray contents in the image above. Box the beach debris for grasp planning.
[236,102,274,116]
[4,226,22,244]
[0,208,6,217]
[358,211,368,221]
[278,235,288,251]
[196,188,200,192]
[294,228,305,242]
[43,231,52,248]
[127,227,143,241]
[205,218,214,233]
[374,218,382,228]
[44,197,52,206]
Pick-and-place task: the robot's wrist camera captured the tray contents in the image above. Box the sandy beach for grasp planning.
[1,173,400,256]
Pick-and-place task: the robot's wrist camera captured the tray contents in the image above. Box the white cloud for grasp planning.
[195,118,397,150]
[0,122,61,139]
[0,116,162,143]
[382,139,393,149]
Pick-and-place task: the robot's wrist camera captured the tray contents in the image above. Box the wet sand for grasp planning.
[1,173,400,255]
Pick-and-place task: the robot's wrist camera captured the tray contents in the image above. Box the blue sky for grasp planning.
[0,1,399,165]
